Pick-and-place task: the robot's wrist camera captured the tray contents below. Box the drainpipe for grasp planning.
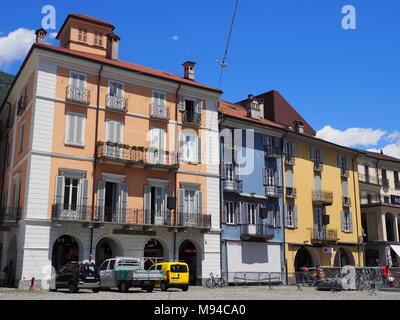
[173,83,181,262]
[89,64,104,262]
[351,152,364,267]
[0,102,11,209]
[281,131,289,284]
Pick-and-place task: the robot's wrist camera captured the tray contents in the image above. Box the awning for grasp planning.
[390,245,400,257]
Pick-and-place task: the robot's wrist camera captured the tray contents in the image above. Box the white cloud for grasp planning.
[368,144,400,159]
[49,32,58,39]
[316,125,386,147]
[0,28,35,66]
[171,35,179,41]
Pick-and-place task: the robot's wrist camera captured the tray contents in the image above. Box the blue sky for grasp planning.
[0,0,399,156]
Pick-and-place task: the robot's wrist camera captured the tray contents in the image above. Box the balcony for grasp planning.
[265,185,283,198]
[285,155,295,165]
[310,228,338,242]
[0,207,20,229]
[341,168,349,178]
[342,196,351,207]
[313,162,323,172]
[183,111,201,126]
[17,96,28,116]
[223,179,243,193]
[96,141,178,170]
[150,103,169,120]
[106,94,128,112]
[52,205,211,229]
[264,146,281,158]
[240,224,275,241]
[285,187,297,199]
[358,173,381,186]
[66,86,91,105]
[312,190,333,205]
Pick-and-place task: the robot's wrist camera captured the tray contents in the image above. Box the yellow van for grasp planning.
[150,262,189,291]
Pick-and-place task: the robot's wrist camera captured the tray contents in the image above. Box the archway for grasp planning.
[52,235,80,271]
[3,234,17,287]
[334,247,355,267]
[143,238,165,269]
[179,239,198,285]
[95,236,123,267]
[294,247,316,271]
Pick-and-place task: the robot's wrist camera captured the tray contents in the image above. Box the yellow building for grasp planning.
[283,130,364,275]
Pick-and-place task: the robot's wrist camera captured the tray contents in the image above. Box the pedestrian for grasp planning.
[315,265,325,281]
[381,265,389,287]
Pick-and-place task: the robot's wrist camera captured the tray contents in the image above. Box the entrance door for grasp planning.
[52,235,79,271]
[179,240,197,285]
[104,182,119,222]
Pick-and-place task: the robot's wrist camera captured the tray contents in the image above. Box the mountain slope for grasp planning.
[0,71,15,105]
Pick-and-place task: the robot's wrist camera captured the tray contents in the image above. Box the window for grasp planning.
[286,204,295,227]
[19,122,25,153]
[109,81,124,98]
[12,178,21,209]
[180,98,201,125]
[284,141,295,157]
[106,119,123,144]
[63,177,79,211]
[384,196,390,204]
[311,148,323,165]
[149,127,166,164]
[108,260,115,270]
[248,203,256,225]
[226,201,235,224]
[6,143,11,167]
[268,205,281,228]
[94,31,103,46]
[152,91,166,107]
[185,190,196,215]
[78,27,87,42]
[171,265,188,273]
[395,171,400,189]
[263,168,276,186]
[100,261,108,271]
[180,132,200,163]
[71,72,86,89]
[342,211,352,232]
[66,113,85,146]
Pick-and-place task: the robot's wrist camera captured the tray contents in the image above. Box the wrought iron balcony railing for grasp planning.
[66,86,91,105]
[313,162,323,172]
[312,190,333,205]
[106,94,128,112]
[264,146,281,158]
[342,196,351,207]
[96,141,178,169]
[341,168,349,178]
[310,228,338,242]
[0,207,20,224]
[223,180,243,193]
[17,96,28,116]
[150,103,169,120]
[285,187,297,198]
[240,224,275,240]
[285,154,295,165]
[265,185,283,198]
[183,111,201,125]
[52,204,211,229]
[358,173,380,185]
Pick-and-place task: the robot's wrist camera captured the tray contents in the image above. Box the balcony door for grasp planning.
[108,81,124,110]
[178,186,202,227]
[149,127,166,164]
[70,72,87,102]
[97,178,128,223]
[104,182,119,222]
[313,207,325,237]
[106,119,123,158]
[150,186,165,225]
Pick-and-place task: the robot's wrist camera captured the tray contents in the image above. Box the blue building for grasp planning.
[219,98,285,283]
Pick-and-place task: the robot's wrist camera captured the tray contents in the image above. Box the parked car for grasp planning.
[51,261,100,293]
[99,257,164,292]
[150,262,189,291]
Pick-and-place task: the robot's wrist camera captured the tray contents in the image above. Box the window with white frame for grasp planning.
[19,122,25,153]
[149,127,166,164]
[151,91,167,118]
[78,27,87,42]
[227,201,235,224]
[94,31,103,46]
[63,177,79,211]
[342,210,352,232]
[248,203,256,225]
[106,119,123,143]
[108,81,125,110]
[286,204,295,227]
[65,113,85,146]
[180,132,200,163]
[70,72,87,89]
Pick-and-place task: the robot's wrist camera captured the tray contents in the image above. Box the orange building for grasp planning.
[0,14,222,289]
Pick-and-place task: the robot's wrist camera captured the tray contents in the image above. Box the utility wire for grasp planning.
[218,0,240,89]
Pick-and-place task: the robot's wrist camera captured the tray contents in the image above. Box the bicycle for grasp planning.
[206,272,226,288]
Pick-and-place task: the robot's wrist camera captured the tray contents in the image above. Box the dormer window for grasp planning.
[94,31,103,46]
[78,27,87,42]
[251,102,259,110]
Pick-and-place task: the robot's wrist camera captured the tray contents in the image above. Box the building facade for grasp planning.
[0,14,222,289]
[219,99,286,282]
[358,151,400,267]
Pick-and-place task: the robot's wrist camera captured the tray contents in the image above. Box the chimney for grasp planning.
[106,32,121,60]
[35,28,47,44]
[293,121,304,133]
[183,61,196,80]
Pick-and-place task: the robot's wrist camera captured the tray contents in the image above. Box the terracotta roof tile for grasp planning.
[68,14,115,29]
[34,43,222,93]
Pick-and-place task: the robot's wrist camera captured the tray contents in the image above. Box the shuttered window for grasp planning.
[180,132,201,163]
[106,119,123,143]
[66,113,85,146]
[341,211,353,232]
[226,201,235,224]
[19,122,25,153]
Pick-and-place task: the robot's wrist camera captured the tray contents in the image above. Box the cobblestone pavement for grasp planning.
[0,285,400,300]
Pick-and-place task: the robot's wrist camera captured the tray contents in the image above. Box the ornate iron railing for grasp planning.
[312,190,333,205]
[66,86,91,105]
[265,185,283,197]
[240,224,275,239]
[183,111,201,125]
[52,204,211,228]
[150,103,169,119]
[0,207,20,224]
[310,228,337,241]
[106,94,128,112]
[223,180,243,193]
[286,187,297,198]
[96,141,178,168]
[17,96,28,116]
[341,168,349,178]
